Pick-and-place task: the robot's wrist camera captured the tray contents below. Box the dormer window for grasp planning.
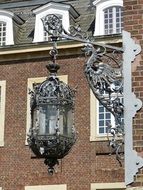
[0,10,14,46]
[93,0,123,36]
[33,2,79,43]
[0,10,24,46]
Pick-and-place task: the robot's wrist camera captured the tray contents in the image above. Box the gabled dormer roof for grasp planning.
[32,1,79,19]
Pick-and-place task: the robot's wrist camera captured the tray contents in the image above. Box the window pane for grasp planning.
[109,19,112,23]
[109,8,112,12]
[99,106,104,112]
[99,113,104,119]
[109,14,112,18]
[39,105,57,135]
[106,113,111,119]
[99,121,104,126]
[99,127,104,134]
[105,19,108,24]
[116,18,119,22]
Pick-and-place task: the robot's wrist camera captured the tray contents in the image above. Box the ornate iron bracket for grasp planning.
[123,31,143,185]
[42,14,143,185]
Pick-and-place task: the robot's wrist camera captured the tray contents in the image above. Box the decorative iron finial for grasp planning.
[46,36,60,75]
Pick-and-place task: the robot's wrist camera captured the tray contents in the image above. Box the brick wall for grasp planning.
[0,54,124,190]
[124,0,143,187]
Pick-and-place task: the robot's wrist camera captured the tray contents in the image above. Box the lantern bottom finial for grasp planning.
[44,158,59,175]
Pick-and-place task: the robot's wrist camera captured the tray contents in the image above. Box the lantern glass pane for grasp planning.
[59,106,73,137]
[39,105,57,135]
[32,108,38,130]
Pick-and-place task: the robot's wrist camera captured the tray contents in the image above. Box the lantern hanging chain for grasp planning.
[49,40,58,65]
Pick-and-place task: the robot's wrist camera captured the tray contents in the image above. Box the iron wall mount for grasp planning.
[123,31,143,185]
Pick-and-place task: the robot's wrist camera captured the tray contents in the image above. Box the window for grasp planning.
[0,10,14,46]
[33,2,71,43]
[90,90,123,141]
[93,0,123,36]
[0,21,6,46]
[90,90,113,141]
[26,75,68,144]
[25,184,67,190]
[98,101,115,135]
[104,6,123,35]
[0,80,6,146]
[91,182,126,190]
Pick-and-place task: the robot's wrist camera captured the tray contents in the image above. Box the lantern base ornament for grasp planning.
[27,134,76,174]
[44,158,59,175]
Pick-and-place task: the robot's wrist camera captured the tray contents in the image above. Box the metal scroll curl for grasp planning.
[83,44,124,164]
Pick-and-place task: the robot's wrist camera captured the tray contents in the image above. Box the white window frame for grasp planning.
[93,0,123,36]
[91,182,126,190]
[25,184,67,190]
[0,10,14,45]
[0,80,6,146]
[90,90,113,141]
[26,75,68,144]
[90,90,123,141]
[33,2,70,43]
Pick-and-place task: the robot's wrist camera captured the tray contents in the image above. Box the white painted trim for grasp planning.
[25,75,68,145]
[0,10,14,45]
[127,188,143,190]
[93,0,123,36]
[0,80,6,146]
[25,184,67,190]
[0,10,14,18]
[91,182,126,190]
[0,43,84,55]
[90,90,98,141]
[33,2,71,14]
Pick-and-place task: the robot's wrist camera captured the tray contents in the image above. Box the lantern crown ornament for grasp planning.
[27,43,76,175]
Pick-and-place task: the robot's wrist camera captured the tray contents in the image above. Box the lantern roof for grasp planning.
[32,63,75,107]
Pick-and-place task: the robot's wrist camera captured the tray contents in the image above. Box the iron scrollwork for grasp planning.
[83,44,124,164]
[42,14,124,162]
[41,14,143,184]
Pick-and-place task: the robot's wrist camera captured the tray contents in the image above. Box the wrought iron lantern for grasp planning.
[27,45,76,174]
